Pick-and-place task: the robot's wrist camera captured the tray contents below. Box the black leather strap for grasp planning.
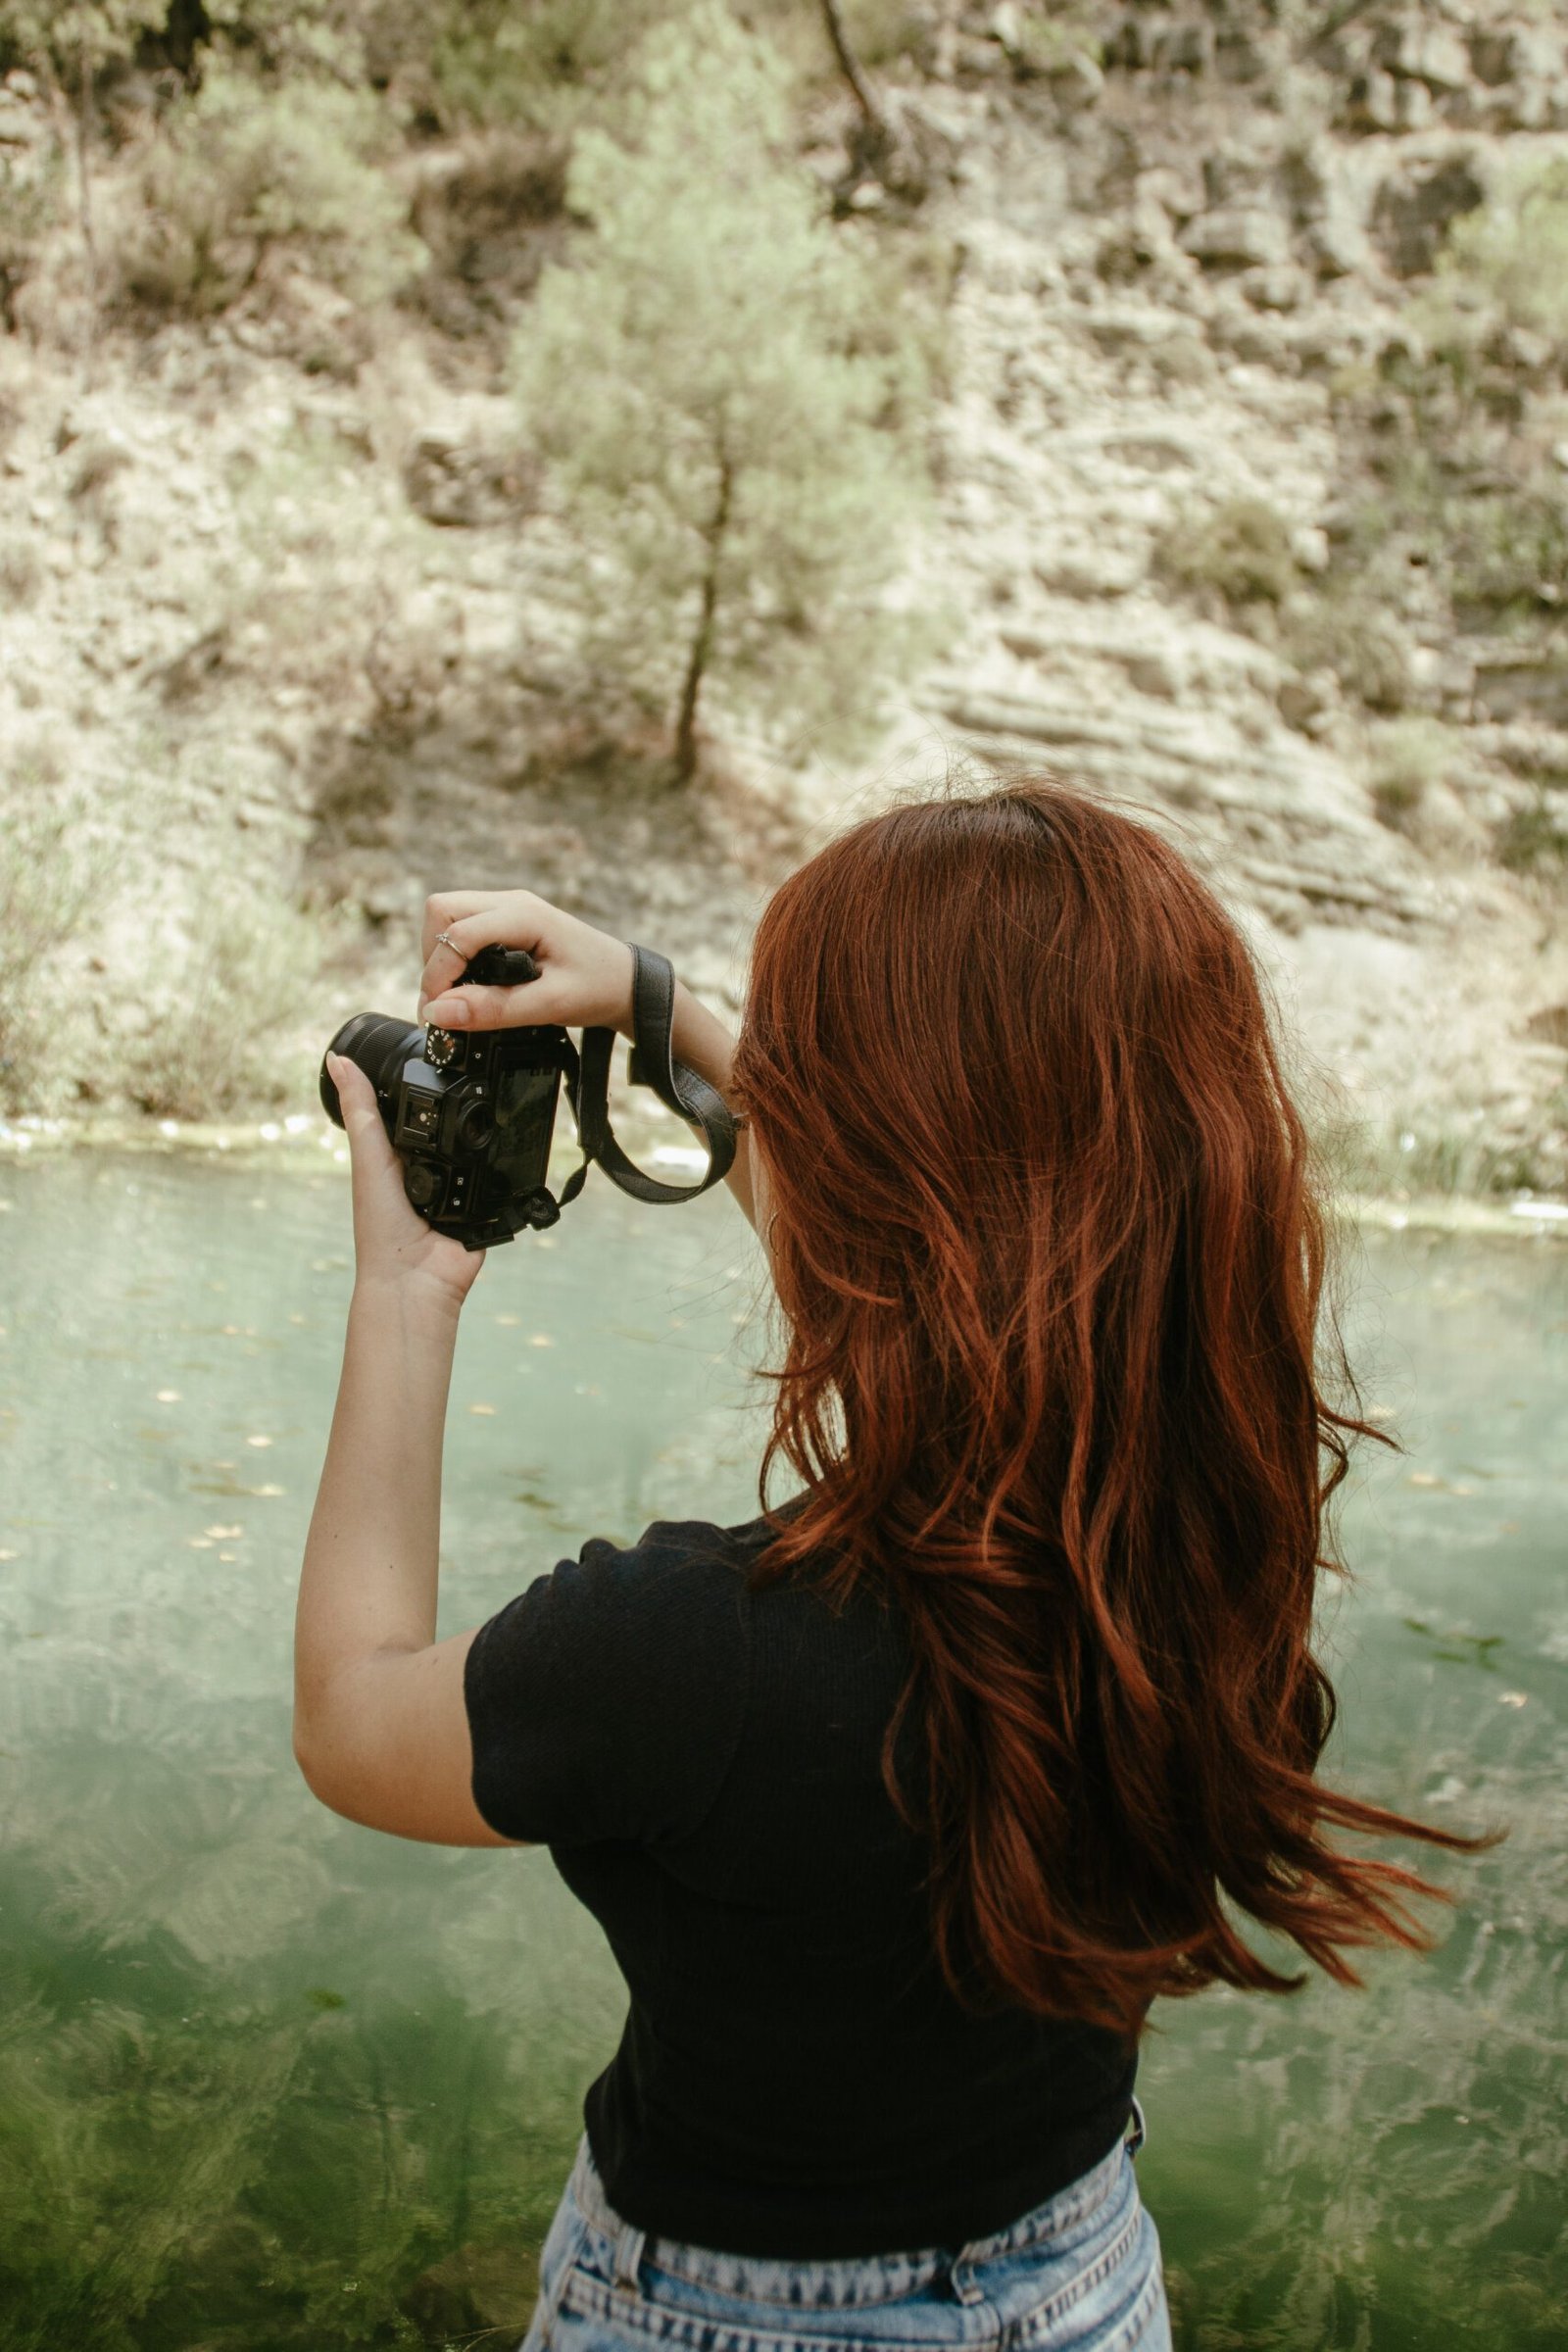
[563,945,736,1208]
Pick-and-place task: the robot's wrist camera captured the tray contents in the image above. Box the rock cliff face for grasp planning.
[878,2,1568,1194]
[1,3,1566,1191]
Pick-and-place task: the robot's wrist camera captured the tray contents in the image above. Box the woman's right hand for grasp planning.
[416,890,636,1038]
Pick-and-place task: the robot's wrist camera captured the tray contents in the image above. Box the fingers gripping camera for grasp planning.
[318,945,736,1251]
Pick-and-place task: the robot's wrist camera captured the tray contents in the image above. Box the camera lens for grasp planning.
[319,1013,426,1128]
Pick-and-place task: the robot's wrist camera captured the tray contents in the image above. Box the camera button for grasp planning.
[406,1160,442,1209]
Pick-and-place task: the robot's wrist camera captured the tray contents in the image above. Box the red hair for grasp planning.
[731,776,1492,2040]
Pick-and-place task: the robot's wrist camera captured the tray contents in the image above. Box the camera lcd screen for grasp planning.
[491,1062,559,1190]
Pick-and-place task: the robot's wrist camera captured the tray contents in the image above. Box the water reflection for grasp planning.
[0,1158,1562,2349]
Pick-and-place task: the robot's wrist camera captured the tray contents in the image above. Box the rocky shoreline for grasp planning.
[4,1104,1565,1252]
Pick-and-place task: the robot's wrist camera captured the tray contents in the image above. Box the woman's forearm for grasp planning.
[666,977,758,1231]
[294,1279,459,1746]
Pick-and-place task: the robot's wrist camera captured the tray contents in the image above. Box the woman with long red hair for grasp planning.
[294,777,1484,2352]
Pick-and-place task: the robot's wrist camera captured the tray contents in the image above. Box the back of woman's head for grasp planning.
[731,775,1483,2039]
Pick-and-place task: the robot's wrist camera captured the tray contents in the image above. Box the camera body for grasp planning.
[319,938,736,1250]
[320,945,569,1248]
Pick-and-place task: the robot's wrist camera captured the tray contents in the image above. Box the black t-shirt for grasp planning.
[464,1514,1139,2258]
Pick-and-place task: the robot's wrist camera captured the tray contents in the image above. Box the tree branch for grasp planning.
[820,0,885,131]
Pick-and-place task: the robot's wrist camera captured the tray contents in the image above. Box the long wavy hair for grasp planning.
[730,776,1490,2041]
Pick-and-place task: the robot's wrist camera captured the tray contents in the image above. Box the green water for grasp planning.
[0,1155,1563,2352]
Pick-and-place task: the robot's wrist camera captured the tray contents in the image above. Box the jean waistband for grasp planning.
[566,2108,1142,2306]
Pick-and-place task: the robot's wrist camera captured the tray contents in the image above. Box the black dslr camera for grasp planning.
[318,942,735,1251]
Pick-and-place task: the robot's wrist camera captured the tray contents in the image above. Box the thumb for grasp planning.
[327,1053,386,1146]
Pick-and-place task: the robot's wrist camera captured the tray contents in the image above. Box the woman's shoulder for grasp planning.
[566,1513,773,1608]
[591,1512,776,1566]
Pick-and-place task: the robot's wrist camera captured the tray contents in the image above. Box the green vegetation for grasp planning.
[0,1897,568,2349]
[424,0,678,133]
[1153,496,1298,613]
[120,891,326,1121]
[1316,1107,1562,1200]
[1448,484,1568,621]
[1313,158,1568,713]
[511,2,937,777]
[0,1,168,80]
[1496,786,1568,875]
[1280,585,1412,712]
[1166,160,1568,723]
[1366,715,1456,829]
[0,789,109,1113]
[1432,155,1568,349]
[116,70,422,318]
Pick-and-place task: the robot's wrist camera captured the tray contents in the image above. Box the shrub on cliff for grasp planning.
[122,892,325,1119]
[510,1,937,779]
[1153,497,1298,615]
[0,786,108,1114]
[115,69,421,317]
[428,0,678,130]
[1434,156,1568,353]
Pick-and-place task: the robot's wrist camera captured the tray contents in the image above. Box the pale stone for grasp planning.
[1374,20,1472,92]
[1179,206,1292,270]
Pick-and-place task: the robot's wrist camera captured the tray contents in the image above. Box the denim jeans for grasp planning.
[518,2102,1169,2352]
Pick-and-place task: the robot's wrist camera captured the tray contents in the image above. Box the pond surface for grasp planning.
[0,1153,1563,2352]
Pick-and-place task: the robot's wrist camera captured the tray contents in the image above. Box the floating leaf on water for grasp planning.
[528,1334,555,1348]
[306,1986,347,2011]
[218,1551,237,1563]
[468,1403,497,1416]
[495,1313,521,1328]
[187,1537,214,1550]
[249,1482,285,1497]
[1407,1471,1440,1488]
[156,1390,182,1404]
[1498,1691,1529,1707]
[0,1548,17,1561]
[246,1436,274,1449]
[1407,1618,1504,1668]
[204,1524,243,1541]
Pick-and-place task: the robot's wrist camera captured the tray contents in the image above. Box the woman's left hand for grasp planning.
[327,1052,486,1311]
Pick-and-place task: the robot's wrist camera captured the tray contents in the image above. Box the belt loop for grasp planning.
[1125,2095,1147,2161]
[946,2255,987,2308]
[612,2219,647,2294]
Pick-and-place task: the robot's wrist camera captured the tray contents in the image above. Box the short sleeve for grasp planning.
[463,1518,752,1849]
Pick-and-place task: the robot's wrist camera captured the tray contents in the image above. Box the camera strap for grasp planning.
[557,945,737,1208]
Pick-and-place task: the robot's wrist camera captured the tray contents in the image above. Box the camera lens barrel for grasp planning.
[318,1014,427,1130]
